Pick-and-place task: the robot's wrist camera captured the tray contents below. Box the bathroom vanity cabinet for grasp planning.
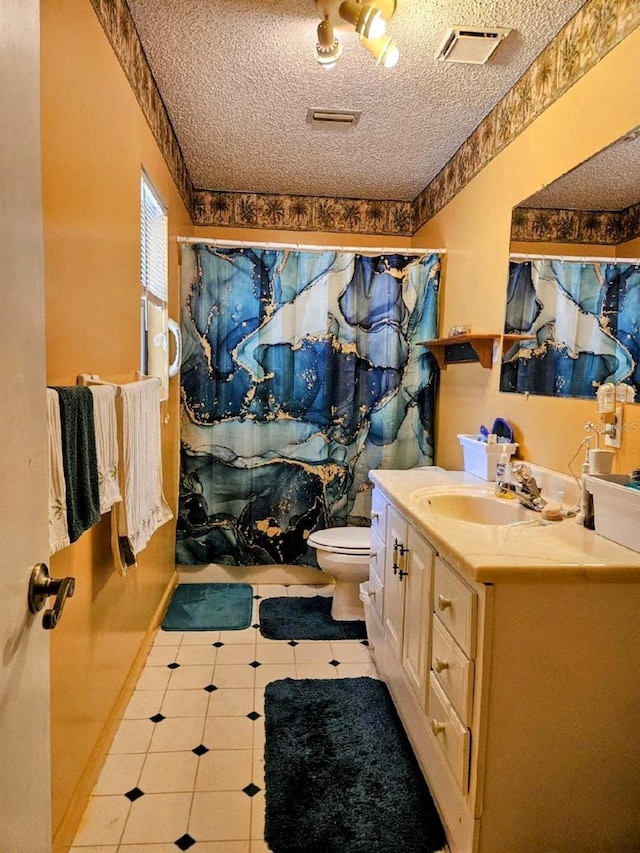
[367,469,640,853]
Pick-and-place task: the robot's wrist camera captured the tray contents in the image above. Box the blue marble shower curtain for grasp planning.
[501,260,640,399]
[177,245,440,566]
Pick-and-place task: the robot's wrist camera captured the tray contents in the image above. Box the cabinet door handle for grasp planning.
[431,719,446,736]
[371,512,379,522]
[434,657,449,673]
[437,594,452,611]
[398,568,408,581]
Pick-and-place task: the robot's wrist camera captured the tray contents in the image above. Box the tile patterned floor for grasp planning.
[70,583,379,852]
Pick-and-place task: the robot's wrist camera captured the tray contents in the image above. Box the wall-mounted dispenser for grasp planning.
[595,382,634,449]
[596,382,615,414]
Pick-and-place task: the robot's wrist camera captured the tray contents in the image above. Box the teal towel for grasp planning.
[52,386,100,543]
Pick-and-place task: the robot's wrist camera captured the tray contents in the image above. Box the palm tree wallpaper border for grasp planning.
[512,201,640,245]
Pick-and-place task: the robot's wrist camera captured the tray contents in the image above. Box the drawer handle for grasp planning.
[438,594,452,611]
[434,657,449,673]
[431,719,446,737]
[394,538,408,555]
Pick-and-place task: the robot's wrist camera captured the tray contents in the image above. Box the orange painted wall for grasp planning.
[192,226,412,249]
[619,236,640,256]
[40,0,190,845]
[510,241,617,258]
[413,28,640,475]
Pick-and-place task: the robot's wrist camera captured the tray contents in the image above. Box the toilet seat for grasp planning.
[307,527,371,555]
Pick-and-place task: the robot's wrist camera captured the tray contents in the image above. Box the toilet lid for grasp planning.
[307,527,371,553]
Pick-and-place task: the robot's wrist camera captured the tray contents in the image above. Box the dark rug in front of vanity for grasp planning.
[259,595,367,641]
[264,677,446,853]
[161,582,253,631]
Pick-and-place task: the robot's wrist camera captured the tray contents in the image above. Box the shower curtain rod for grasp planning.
[177,236,445,256]
[510,252,640,265]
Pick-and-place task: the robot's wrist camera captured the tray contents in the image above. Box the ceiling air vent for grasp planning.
[435,26,511,64]
[307,108,361,130]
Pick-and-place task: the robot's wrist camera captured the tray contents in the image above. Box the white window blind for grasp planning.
[140,173,168,301]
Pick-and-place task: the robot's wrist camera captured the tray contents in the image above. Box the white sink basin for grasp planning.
[411,489,533,525]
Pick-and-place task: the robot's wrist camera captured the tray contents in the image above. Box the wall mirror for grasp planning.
[500,129,640,400]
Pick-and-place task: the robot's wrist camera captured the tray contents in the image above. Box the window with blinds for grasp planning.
[140,172,168,376]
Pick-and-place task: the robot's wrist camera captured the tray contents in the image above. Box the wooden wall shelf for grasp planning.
[419,333,501,369]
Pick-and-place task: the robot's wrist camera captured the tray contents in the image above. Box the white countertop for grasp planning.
[369,467,640,583]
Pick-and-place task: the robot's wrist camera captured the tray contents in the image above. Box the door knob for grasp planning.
[28,562,76,630]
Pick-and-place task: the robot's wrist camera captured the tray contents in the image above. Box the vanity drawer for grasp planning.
[371,489,387,542]
[434,558,477,657]
[428,673,470,795]
[431,616,474,725]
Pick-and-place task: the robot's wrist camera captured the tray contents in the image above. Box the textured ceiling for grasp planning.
[519,132,640,212]
[125,0,590,202]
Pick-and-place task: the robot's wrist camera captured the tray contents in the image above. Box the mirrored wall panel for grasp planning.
[501,130,640,400]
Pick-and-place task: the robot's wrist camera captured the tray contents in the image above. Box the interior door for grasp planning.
[0,2,52,850]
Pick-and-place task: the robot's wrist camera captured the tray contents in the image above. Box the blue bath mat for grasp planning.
[161,583,253,631]
[259,595,367,641]
[264,677,446,852]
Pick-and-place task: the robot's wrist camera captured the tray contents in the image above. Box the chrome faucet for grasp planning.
[497,463,546,511]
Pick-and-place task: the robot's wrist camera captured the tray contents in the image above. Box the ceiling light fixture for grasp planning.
[315,15,343,69]
[360,33,399,68]
[314,0,399,69]
[338,1,386,39]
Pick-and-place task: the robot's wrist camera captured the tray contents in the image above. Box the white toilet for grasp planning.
[306,527,371,621]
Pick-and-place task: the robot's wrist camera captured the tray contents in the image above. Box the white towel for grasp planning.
[89,384,122,514]
[47,388,70,554]
[112,377,172,573]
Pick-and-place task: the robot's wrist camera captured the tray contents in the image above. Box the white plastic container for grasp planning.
[457,434,518,481]
[584,473,640,553]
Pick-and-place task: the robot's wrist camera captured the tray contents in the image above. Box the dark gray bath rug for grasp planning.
[264,676,446,853]
[259,595,367,640]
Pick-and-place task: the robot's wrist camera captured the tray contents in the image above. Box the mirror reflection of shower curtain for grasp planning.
[501,260,640,399]
[177,244,441,566]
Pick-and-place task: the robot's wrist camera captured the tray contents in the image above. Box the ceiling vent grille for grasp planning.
[435,26,511,64]
[307,108,361,129]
